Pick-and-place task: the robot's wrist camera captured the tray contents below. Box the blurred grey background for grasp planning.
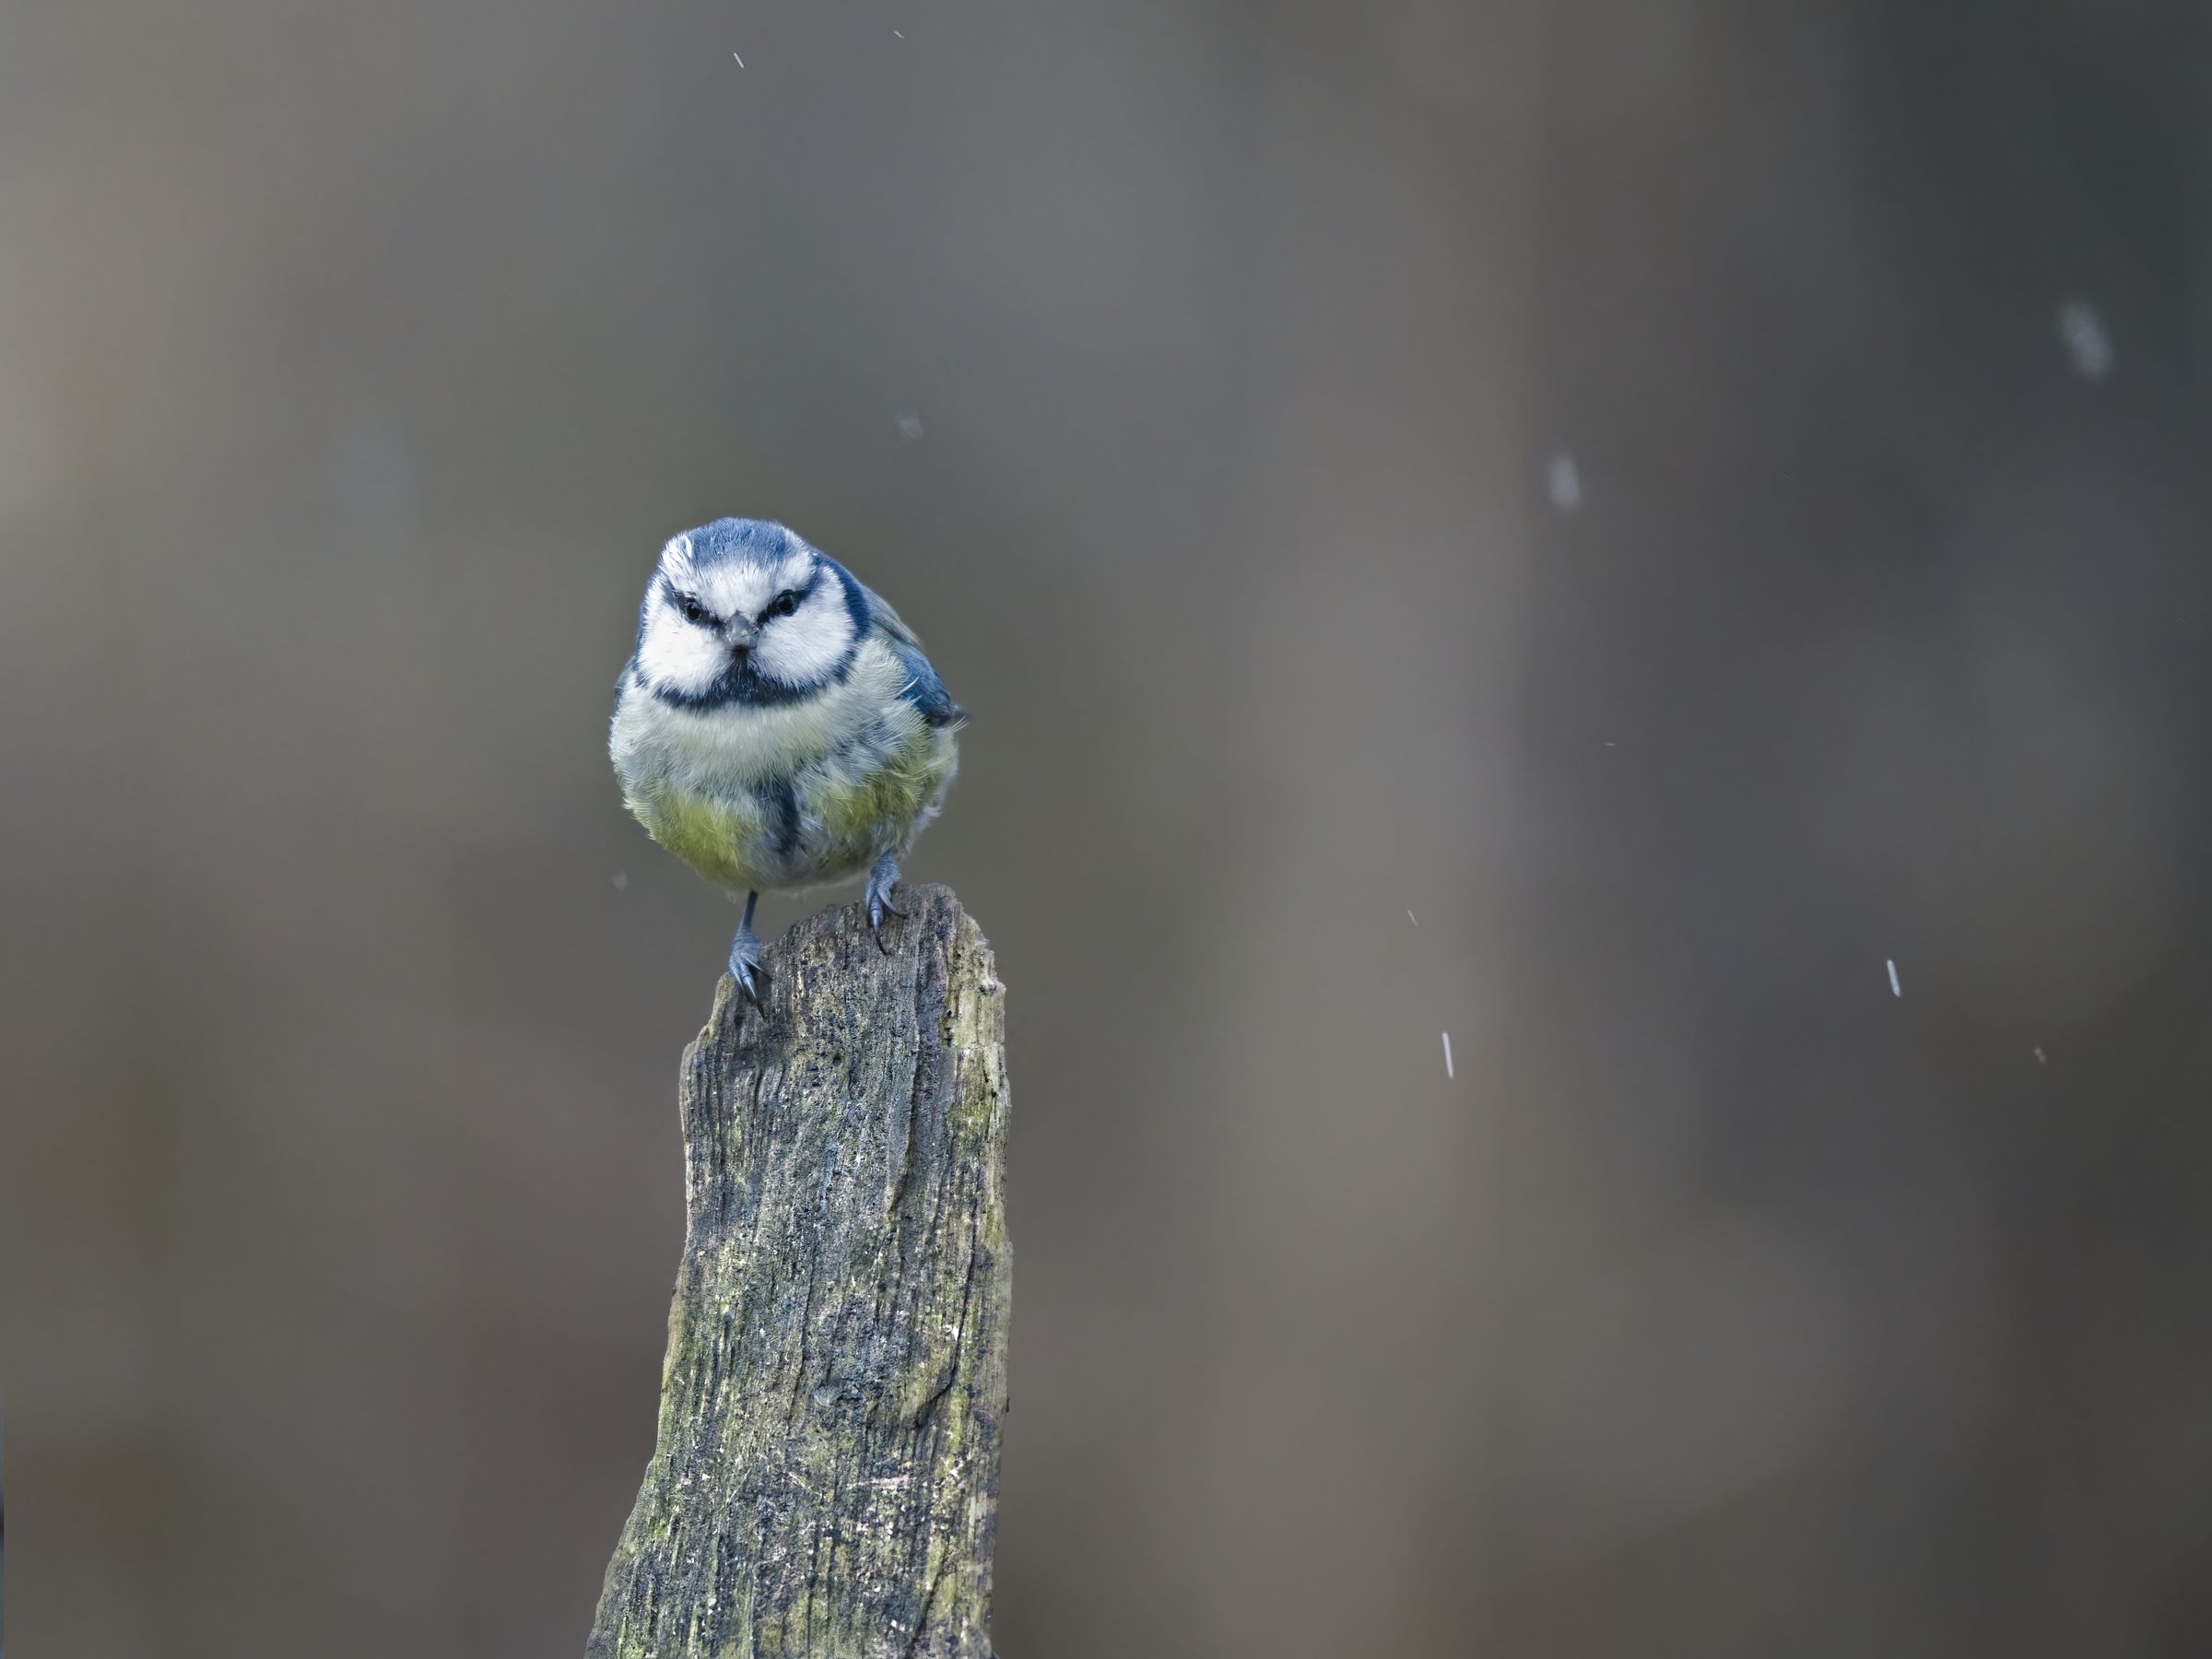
[5,1,2211,1653]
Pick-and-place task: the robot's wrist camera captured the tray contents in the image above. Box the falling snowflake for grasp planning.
[2057,301,2112,380]
[1547,453,1583,512]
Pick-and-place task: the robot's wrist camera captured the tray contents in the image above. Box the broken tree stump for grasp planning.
[587,886,1010,1659]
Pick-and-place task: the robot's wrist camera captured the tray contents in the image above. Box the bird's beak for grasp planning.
[725,618,759,655]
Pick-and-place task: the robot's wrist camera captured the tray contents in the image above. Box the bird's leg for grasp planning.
[728,889,765,1005]
[865,853,905,950]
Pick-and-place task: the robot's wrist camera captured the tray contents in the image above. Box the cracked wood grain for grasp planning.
[587,886,1009,1659]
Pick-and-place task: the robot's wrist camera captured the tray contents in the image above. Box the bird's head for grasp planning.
[631,518,863,706]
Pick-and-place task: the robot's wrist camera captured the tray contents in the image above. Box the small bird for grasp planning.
[610,518,965,1002]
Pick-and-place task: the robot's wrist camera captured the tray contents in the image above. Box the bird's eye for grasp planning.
[676,594,710,626]
[765,590,801,620]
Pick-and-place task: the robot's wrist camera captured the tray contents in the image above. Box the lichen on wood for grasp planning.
[587,886,1010,1659]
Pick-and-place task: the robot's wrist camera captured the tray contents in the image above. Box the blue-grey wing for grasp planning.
[894,642,968,728]
[849,570,969,728]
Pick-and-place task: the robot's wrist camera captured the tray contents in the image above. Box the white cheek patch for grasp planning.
[636,595,727,693]
[754,587,856,685]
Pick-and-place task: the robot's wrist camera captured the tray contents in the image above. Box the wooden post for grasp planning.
[587,886,1010,1659]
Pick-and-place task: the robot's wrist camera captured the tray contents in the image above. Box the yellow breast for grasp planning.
[628,779,780,893]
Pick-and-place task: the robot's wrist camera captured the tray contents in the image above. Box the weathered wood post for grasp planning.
[587,886,1010,1659]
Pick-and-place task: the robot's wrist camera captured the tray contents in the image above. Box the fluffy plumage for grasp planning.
[610,518,963,994]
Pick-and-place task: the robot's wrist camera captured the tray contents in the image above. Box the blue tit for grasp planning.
[610,517,966,1002]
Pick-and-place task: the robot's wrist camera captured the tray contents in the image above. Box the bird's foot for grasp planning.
[865,854,905,951]
[728,891,766,1005]
[728,926,766,1005]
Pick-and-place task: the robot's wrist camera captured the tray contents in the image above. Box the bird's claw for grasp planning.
[868,888,904,952]
[728,930,766,1006]
[865,855,905,953]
